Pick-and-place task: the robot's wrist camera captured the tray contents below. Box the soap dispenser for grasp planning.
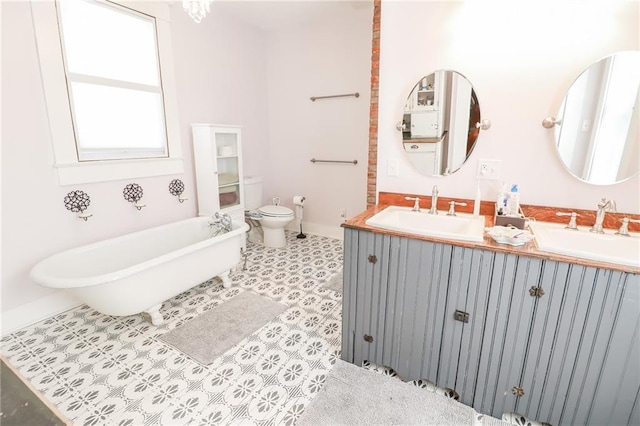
[496,183,508,215]
[507,184,520,217]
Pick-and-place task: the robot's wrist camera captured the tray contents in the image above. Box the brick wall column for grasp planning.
[367,0,381,207]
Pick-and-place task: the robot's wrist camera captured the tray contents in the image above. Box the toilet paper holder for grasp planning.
[293,195,306,239]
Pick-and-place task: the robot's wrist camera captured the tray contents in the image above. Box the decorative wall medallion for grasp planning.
[123,183,146,210]
[64,190,92,221]
[169,179,188,203]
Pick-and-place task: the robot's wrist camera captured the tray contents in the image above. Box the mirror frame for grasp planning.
[400,69,484,177]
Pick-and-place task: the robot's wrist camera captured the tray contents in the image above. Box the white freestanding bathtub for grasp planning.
[30,217,249,325]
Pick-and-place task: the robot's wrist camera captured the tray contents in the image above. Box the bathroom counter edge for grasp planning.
[342,204,640,275]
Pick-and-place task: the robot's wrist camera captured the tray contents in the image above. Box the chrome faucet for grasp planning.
[590,198,616,234]
[429,185,439,214]
[615,217,640,236]
[556,211,580,230]
[405,196,421,212]
[447,201,467,216]
[209,212,232,237]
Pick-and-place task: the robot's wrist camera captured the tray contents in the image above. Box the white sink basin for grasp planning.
[365,206,485,242]
[529,221,640,268]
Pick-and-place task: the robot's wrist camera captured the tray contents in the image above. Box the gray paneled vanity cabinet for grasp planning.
[342,227,640,426]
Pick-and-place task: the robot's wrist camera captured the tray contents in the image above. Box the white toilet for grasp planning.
[244,176,295,248]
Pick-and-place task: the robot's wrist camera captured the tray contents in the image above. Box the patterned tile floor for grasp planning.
[2,231,507,426]
[1,232,346,425]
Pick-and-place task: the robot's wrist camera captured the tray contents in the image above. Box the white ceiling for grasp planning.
[208,0,373,32]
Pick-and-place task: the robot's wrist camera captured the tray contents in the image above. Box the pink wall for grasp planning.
[264,5,373,237]
[377,1,639,213]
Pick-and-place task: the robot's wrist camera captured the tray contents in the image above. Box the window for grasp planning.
[58,0,167,161]
[32,0,183,184]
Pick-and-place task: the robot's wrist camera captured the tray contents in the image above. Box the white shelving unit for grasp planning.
[192,124,245,224]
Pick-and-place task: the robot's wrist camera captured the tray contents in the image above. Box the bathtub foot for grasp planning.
[219,270,232,289]
[145,304,164,326]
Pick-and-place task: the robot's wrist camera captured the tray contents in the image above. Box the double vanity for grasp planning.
[352,50,640,425]
[364,198,640,269]
[341,194,639,426]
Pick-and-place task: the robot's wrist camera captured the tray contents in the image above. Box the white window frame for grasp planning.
[32,0,183,185]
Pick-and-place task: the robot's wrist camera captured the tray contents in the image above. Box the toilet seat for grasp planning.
[258,205,294,218]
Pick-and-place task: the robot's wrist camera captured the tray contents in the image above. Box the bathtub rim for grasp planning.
[29,217,248,289]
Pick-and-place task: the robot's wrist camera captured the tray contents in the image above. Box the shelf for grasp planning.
[221,201,240,208]
[403,131,447,144]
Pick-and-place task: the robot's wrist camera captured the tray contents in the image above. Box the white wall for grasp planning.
[0,2,269,333]
[377,1,639,213]
[171,5,271,179]
[264,4,373,238]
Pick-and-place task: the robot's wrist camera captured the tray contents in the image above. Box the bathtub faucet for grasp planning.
[209,212,232,237]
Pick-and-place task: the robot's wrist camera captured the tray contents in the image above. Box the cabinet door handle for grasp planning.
[529,286,545,298]
[454,310,469,323]
[511,386,525,396]
[363,334,374,343]
[368,255,377,264]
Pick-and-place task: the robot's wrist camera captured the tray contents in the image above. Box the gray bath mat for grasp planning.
[159,291,287,365]
[298,360,493,425]
[324,269,343,292]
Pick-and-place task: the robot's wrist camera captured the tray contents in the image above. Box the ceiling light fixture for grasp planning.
[182,0,212,23]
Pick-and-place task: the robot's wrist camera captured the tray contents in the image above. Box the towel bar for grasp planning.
[310,92,359,102]
[310,158,358,165]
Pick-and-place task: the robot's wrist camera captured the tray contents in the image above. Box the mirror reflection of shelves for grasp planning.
[405,72,443,112]
[400,69,485,177]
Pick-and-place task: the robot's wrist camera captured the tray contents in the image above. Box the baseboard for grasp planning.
[287,221,344,241]
[1,291,81,336]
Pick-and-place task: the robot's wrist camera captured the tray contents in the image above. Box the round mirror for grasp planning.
[552,51,640,185]
[401,70,482,176]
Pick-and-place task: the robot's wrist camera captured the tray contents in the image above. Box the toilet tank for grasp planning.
[243,176,263,210]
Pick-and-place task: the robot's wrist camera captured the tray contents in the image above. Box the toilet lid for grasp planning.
[259,205,293,217]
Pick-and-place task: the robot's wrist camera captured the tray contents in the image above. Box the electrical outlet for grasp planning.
[340,209,347,219]
[476,159,501,180]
